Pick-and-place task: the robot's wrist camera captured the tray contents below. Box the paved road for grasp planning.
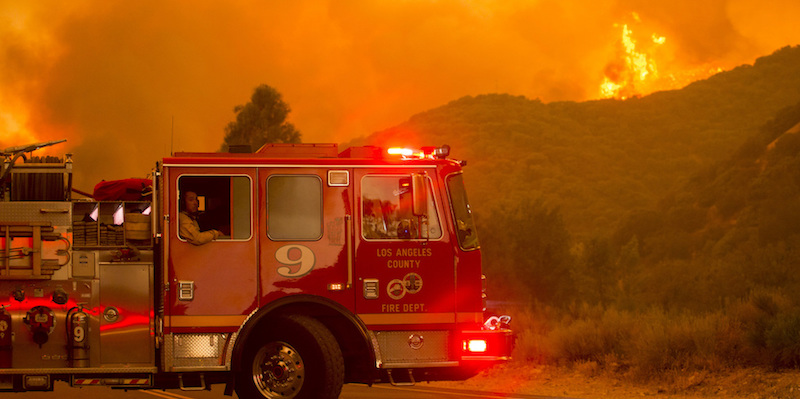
[15,382,579,399]
[342,384,580,398]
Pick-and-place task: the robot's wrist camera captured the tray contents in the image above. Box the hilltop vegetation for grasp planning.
[348,45,800,372]
[354,45,800,242]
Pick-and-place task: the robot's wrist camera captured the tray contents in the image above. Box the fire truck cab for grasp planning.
[0,141,512,399]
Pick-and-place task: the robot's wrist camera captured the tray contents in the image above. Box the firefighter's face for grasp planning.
[184,191,199,213]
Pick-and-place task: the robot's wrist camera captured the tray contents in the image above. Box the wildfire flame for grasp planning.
[600,13,730,100]
[601,18,666,100]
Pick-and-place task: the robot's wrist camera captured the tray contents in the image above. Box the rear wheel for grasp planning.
[236,315,344,399]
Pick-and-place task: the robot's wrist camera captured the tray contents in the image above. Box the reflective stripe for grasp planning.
[123,379,150,385]
[169,315,247,328]
[74,378,150,386]
[163,163,437,169]
[358,312,482,325]
[73,379,101,385]
[168,313,481,328]
[456,312,483,324]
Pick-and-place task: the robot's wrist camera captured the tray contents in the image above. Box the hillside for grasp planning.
[348,45,800,243]
[614,101,800,309]
[341,45,800,375]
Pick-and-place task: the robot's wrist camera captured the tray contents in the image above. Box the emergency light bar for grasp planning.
[387,145,450,160]
[387,147,421,157]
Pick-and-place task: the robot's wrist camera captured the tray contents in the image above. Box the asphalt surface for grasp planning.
[12,381,581,399]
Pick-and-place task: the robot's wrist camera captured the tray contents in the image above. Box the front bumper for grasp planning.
[459,328,514,363]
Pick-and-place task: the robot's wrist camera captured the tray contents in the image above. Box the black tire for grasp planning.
[235,315,344,399]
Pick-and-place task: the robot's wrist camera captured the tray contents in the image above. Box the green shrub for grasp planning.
[765,312,800,368]
[505,288,800,375]
[547,306,634,364]
[504,303,554,363]
[626,311,693,375]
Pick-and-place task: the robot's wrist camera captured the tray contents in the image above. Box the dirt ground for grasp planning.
[429,363,800,398]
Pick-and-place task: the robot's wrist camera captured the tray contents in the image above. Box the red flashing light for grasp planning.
[463,339,488,353]
[387,147,423,158]
[387,145,450,160]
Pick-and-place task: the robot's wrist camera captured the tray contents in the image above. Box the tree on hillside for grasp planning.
[481,199,574,304]
[220,84,301,152]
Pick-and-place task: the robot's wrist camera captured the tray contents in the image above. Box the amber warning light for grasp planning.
[387,145,450,160]
[387,147,422,158]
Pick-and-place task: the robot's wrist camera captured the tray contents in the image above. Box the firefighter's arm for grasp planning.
[179,212,220,245]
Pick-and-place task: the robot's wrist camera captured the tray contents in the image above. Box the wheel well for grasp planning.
[232,296,376,384]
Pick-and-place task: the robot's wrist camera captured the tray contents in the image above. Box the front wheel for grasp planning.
[236,315,344,399]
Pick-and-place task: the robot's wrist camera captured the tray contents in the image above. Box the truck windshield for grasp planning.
[446,174,479,250]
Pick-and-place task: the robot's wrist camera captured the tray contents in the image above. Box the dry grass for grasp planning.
[440,291,800,397]
[430,362,800,399]
[506,291,800,375]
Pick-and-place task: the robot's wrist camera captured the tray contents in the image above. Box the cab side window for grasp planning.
[178,175,252,240]
[267,175,323,240]
[361,175,441,240]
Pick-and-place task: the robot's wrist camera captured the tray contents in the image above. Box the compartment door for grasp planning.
[100,262,153,365]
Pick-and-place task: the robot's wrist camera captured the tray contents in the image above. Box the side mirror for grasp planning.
[411,174,427,217]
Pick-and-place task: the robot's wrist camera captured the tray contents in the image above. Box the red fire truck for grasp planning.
[0,140,512,398]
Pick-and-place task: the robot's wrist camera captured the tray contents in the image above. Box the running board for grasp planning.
[179,374,207,391]
[387,369,415,386]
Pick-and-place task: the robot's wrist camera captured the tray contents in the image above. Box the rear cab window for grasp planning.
[177,175,252,241]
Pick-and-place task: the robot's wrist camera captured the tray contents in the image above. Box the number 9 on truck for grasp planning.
[275,245,316,278]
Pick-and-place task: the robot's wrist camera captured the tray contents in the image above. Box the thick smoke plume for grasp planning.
[1,0,798,188]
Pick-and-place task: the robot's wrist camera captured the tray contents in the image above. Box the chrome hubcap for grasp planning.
[252,342,304,398]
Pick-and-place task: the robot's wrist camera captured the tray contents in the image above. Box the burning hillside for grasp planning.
[1,1,798,189]
[600,13,726,99]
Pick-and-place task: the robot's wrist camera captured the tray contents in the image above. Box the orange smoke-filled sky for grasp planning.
[1,0,799,187]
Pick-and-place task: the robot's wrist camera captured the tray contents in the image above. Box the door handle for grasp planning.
[346,214,353,289]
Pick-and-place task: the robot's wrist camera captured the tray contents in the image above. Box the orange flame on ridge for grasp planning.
[601,19,665,100]
[600,13,733,101]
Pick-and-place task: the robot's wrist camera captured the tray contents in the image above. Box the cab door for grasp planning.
[353,168,456,326]
[165,168,258,329]
[258,167,355,309]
